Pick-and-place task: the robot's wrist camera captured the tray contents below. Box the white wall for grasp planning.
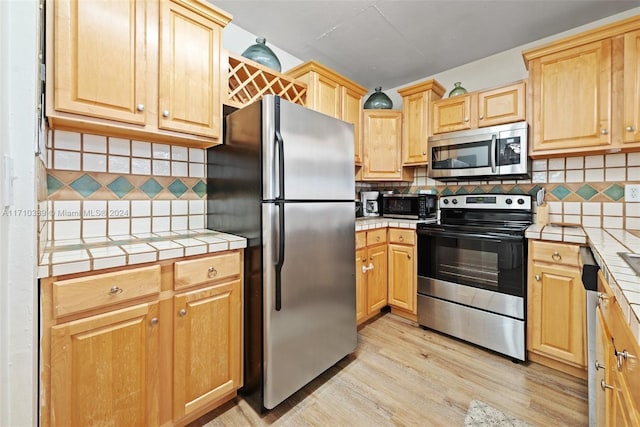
[0,0,39,425]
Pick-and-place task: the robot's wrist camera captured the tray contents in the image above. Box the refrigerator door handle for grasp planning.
[275,97,285,201]
[274,201,285,311]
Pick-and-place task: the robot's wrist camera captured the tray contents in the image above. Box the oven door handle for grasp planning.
[417,228,524,242]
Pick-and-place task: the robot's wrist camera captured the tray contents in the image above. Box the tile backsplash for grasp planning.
[369,152,640,230]
[43,130,208,243]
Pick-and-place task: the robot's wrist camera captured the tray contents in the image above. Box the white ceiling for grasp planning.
[210,1,639,90]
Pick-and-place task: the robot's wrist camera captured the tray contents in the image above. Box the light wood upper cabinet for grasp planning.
[624,29,640,144]
[47,0,231,147]
[173,279,242,421]
[397,80,445,165]
[362,110,413,181]
[286,61,367,165]
[52,0,148,125]
[527,40,612,154]
[477,81,526,127]
[50,302,160,427]
[431,81,525,135]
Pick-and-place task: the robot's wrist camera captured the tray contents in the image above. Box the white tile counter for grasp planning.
[38,229,247,278]
[355,217,433,231]
[526,224,640,344]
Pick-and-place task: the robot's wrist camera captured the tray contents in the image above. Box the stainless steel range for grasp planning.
[416,194,532,361]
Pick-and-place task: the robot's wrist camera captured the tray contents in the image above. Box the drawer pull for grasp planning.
[376,236,380,242]
[600,379,613,391]
[208,266,217,278]
[399,235,404,241]
[109,286,123,295]
[178,309,187,317]
[551,251,561,261]
[150,317,159,326]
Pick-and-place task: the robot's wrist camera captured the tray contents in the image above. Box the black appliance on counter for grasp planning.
[379,193,437,220]
[416,194,532,361]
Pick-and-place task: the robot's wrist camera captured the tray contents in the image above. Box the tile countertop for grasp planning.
[355,217,433,231]
[526,224,640,344]
[38,229,247,278]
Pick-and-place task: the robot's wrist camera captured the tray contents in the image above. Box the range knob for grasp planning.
[505,198,513,205]
[517,198,525,205]
[443,199,449,205]
[452,199,458,205]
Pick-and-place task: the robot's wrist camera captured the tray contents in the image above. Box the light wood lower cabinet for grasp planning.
[387,229,417,320]
[356,229,388,325]
[41,250,244,427]
[527,240,587,378]
[596,270,640,426]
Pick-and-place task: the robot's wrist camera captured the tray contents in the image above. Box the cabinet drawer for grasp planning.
[366,228,387,246]
[531,240,580,266]
[356,231,366,249]
[388,229,415,245]
[52,265,161,318]
[174,251,241,290]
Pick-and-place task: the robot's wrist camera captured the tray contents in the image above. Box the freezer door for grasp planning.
[262,95,355,201]
[262,201,357,409]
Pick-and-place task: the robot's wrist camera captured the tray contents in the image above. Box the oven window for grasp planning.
[418,233,525,297]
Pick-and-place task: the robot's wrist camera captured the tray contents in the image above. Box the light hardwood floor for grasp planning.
[190,313,588,426]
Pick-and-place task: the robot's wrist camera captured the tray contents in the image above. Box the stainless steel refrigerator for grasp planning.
[207,95,357,411]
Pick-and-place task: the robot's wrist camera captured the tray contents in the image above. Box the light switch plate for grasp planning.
[625,184,640,202]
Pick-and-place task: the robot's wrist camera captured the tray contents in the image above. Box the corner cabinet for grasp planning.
[286,61,367,165]
[527,240,587,378]
[523,15,640,157]
[46,0,231,147]
[396,80,445,165]
[387,229,417,320]
[40,250,244,427]
[356,229,388,325]
[362,110,413,181]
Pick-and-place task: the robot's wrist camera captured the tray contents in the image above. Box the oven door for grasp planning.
[417,226,526,298]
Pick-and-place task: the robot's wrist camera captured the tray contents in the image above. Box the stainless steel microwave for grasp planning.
[428,121,530,181]
[380,194,437,220]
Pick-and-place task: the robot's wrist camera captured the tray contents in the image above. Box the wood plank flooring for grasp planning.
[190,313,588,426]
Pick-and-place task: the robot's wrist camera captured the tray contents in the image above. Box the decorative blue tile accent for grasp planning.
[489,185,503,194]
[471,187,485,194]
[604,184,625,201]
[551,185,571,200]
[47,174,64,195]
[140,178,163,199]
[455,187,469,195]
[576,184,598,201]
[528,185,543,197]
[507,186,524,194]
[69,174,101,197]
[441,187,454,196]
[107,176,134,199]
[192,180,207,198]
[168,179,188,198]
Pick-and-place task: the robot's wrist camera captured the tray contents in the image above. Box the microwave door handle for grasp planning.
[490,134,497,173]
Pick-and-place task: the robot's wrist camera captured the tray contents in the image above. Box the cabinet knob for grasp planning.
[178,308,187,317]
[399,236,404,241]
[551,251,561,261]
[616,349,633,370]
[601,128,608,135]
[422,151,426,155]
[407,254,412,260]
[600,379,613,391]
[464,117,469,122]
[136,104,145,112]
[595,360,605,371]
[150,317,159,326]
[109,286,123,295]
[534,274,541,281]
[627,126,635,132]
[597,293,609,307]
[479,115,484,120]
[208,266,217,278]
[162,110,170,118]
[376,236,380,242]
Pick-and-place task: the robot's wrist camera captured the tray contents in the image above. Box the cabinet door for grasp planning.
[366,244,388,315]
[173,279,242,420]
[387,243,416,313]
[53,0,147,124]
[432,94,472,134]
[159,0,223,138]
[50,303,159,427]
[313,75,341,118]
[624,30,640,144]
[478,81,525,127]
[402,91,429,164]
[362,110,403,180]
[530,40,612,153]
[528,264,586,366]
[342,86,363,165]
[355,247,367,324]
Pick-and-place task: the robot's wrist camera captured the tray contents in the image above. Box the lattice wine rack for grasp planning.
[225,50,307,108]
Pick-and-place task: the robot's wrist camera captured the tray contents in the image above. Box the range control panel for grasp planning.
[439,194,532,211]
